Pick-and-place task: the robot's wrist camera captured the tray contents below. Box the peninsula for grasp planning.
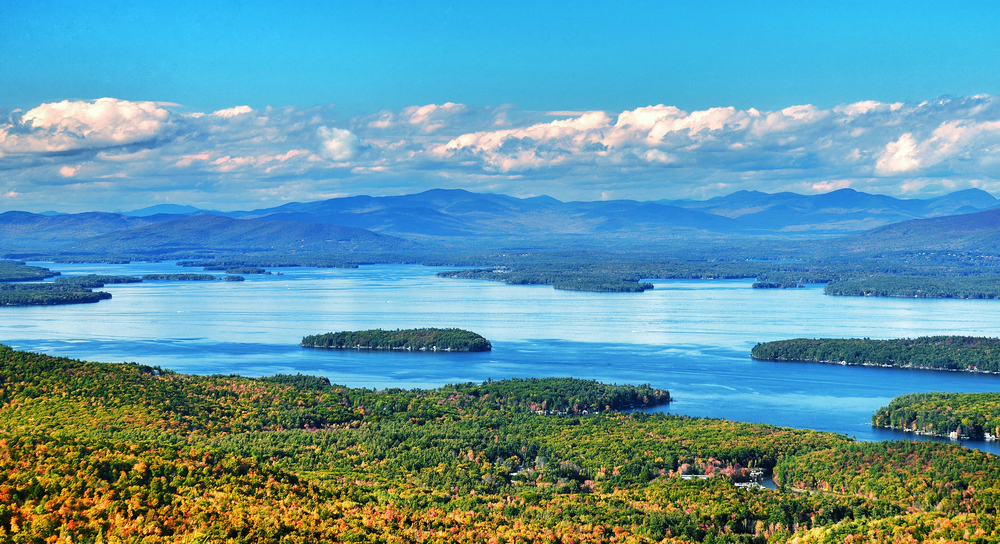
[301,328,492,352]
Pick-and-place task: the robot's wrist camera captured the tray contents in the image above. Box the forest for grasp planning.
[0,270,253,306]
[0,283,112,305]
[54,274,142,288]
[0,261,58,282]
[751,336,1000,373]
[824,275,1000,298]
[872,392,1000,440]
[302,328,493,352]
[141,273,221,281]
[0,345,999,542]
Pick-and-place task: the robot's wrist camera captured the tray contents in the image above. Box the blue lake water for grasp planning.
[4,261,1000,451]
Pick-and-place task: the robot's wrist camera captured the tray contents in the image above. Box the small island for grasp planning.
[751,336,1000,373]
[141,273,220,281]
[302,328,492,352]
[874,392,1000,441]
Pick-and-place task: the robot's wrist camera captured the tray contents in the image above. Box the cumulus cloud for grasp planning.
[6,95,1000,211]
[212,105,252,118]
[1,98,172,153]
[318,127,359,161]
[876,133,920,174]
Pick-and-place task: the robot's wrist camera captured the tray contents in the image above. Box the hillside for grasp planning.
[664,188,997,231]
[832,207,1000,254]
[2,345,1000,542]
[61,215,412,255]
[0,211,175,249]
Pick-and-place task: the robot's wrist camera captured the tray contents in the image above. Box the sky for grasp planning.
[3,1,1000,212]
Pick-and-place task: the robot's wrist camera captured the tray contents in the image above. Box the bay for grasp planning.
[3,261,1000,450]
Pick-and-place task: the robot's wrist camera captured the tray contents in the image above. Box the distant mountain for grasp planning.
[834,207,1000,254]
[3,188,998,257]
[223,188,999,240]
[660,188,999,234]
[232,188,738,240]
[60,215,410,254]
[0,211,174,249]
[124,204,222,217]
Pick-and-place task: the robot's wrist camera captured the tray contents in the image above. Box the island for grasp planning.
[301,327,492,352]
[141,273,221,281]
[0,283,112,305]
[750,336,1000,373]
[205,266,271,274]
[0,260,60,282]
[873,391,1000,440]
[55,274,142,288]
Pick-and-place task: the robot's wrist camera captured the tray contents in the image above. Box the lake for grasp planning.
[4,261,1000,450]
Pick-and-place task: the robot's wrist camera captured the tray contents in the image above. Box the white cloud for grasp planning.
[6,94,1000,211]
[318,127,359,161]
[212,105,253,118]
[402,102,469,133]
[1,98,172,153]
[834,100,883,117]
[876,133,921,174]
[812,179,852,192]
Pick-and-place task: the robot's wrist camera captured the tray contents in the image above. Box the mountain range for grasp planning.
[1,187,999,256]
[223,187,1000,239]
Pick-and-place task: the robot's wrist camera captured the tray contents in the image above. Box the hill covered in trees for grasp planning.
[1,345,999,542]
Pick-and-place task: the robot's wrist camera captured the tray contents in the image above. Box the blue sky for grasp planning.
[3,1,1000,211]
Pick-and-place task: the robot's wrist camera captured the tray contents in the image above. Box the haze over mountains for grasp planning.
[1,187,999,256]
[208,187,1000,238]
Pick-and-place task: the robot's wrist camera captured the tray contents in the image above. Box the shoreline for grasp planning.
[750,355,1000,375]
[300,343,487,352]
[871,424,998,442]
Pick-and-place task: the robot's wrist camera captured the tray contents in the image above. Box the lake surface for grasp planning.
[4,261,1000,450]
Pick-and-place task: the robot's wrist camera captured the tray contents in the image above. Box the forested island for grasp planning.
[0,274,150,306]
[141,273,220,281]
[54,274,142,288]
[0,283,112,305]
[0,260,59,282]
[751,336,1000,373]
[873,392,1000,440]
[302,328,492,352]
[0,272,250,306]
[0,345,998,542]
